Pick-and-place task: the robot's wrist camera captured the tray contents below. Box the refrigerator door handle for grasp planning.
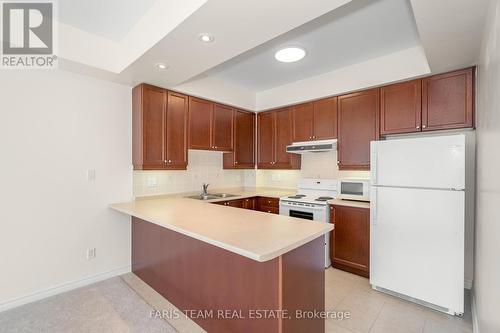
[371,187,377,226]
[371,143,378,185]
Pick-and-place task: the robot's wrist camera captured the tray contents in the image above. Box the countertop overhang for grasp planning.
[110,189,334,262]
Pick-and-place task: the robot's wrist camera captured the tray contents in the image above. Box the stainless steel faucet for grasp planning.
[202,183,210,197]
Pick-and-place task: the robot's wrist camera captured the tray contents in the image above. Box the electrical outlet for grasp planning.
[86,248,96,260]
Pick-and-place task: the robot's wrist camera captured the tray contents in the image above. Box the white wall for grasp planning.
[0,70,132,308]
[134,150,255,197]
[474,0,500,332]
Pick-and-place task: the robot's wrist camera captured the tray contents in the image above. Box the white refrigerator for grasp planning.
[370,134,466,316]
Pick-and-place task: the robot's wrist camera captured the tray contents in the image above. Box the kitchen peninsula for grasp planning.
[110,192,333,333]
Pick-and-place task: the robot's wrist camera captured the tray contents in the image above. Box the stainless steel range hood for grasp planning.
[286,139,337,154]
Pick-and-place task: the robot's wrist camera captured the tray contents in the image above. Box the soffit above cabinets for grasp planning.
[202,0,422,91]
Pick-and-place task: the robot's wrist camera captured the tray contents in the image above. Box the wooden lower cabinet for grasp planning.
[242,197,256,210]
[213,196,279,214]
[330,205,370,277]
[214,199,245,208]
[256,197,280,214]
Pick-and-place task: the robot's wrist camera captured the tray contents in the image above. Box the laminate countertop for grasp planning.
[328,198,371,209]
[110,188,333,262]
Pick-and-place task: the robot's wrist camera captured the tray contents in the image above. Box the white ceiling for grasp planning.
[58,0,158,41]
[52,0,490,111]
[203,0,421,91]
[118,0,352,87]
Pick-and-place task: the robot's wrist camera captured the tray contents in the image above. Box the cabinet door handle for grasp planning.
[168,160,172,163]
[215,146,218,149]
[235,161,238,164]
[416,125,420,129]
[422,125,427,129]
[164,160,167,164]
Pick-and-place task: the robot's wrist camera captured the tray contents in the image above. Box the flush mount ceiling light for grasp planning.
[198,33,214,43]
[274,47,306,63]
[155,63,169,71]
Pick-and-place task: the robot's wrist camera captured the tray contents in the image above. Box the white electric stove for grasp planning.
[279,178,337,268]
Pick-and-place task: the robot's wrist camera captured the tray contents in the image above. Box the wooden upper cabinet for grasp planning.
[212,104,234,151]
[188,98,234,151]
[422,67,474,131]
[330,205,370,277]
[380,79,422,135]
[137,85,165,169]
[292,98,338,141]
[257,109,300,169]
[292,103,314,142]
[132,84,188,170]
[338,88,380,170]
[257,111,274,167]
[313,97,338,140]
[188,97,213,150]
[274,108,294,167]
[223,110,255,169]
[165,92,188,169]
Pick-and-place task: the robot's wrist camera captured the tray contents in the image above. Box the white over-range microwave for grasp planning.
[337,178,370,201]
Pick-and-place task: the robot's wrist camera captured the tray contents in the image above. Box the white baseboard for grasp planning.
[0,265,131,313]
[472,290,480,333]
[465,279,473,290]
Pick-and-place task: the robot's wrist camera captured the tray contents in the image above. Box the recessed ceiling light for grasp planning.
[199,33,214,43]
[155,63,168,70]
[274,47,306,63]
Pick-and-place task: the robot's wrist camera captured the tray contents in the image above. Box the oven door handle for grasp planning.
[279,201,327,210]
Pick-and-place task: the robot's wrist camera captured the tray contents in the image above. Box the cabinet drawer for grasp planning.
[257,197,279,208]
[259,206,279,214]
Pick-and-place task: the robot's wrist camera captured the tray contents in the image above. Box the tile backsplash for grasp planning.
[133,150,255,197]
[256,151,370,188]
[134,150,369,196]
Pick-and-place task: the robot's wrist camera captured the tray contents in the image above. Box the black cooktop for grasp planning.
[288,194,306,199]
[315,196,334,202]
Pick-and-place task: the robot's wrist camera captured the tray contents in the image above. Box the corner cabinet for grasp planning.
[337,88,380,170]
[188,97,234,151]
[330,205,370,277]
[223,110,255,169]
[292,97,338,142]
[257,108,301,169]
[132,84,188,170]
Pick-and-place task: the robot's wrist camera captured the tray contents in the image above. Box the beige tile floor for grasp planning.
[0,268,473,333]
[325,268,473,333]
[124,267,473,333]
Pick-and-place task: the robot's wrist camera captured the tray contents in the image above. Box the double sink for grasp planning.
[186,193,239,201]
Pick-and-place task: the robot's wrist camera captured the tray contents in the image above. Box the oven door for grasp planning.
[279,201,327,222]
[279,201,331,268]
